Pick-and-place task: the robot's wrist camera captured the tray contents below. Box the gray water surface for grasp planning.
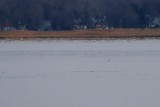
[0,39,160,107]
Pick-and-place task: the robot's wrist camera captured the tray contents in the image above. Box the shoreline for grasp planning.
[1,28,160,39]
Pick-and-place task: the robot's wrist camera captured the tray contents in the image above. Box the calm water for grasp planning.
[0,39,160,107]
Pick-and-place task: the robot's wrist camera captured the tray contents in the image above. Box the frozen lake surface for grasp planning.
[0,39,160,107]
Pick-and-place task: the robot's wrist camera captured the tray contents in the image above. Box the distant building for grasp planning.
[18,24,27,30]
[95,18,106,29]
[72,19,87,30]
[71,17,111,30]
[148,17,160,28]
[0,19,14,31]
[88,17,109,29]
[72,25,87,30]
[38,20,52,31]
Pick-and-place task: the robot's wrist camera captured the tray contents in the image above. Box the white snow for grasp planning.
[0,39,160,107]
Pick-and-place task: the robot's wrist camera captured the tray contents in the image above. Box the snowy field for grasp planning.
[0,39,160,107]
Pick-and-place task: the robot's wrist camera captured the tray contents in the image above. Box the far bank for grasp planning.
[0,28,160,39]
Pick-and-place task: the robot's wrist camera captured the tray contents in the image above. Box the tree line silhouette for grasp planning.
[0,0,160,30]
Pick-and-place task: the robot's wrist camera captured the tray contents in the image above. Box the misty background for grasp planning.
[0,0,160,30]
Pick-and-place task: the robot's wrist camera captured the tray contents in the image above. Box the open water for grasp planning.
[0,39,160,107]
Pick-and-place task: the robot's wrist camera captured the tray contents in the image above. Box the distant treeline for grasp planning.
[0,0,160,30]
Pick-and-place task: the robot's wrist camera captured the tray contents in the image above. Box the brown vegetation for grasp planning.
[0,29,160,39]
